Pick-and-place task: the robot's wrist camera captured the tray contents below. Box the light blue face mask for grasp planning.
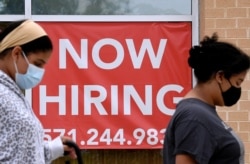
[14,51,45,89]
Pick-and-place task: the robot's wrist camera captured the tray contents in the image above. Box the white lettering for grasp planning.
[71,85,79,115]
[40,85,66,115]
[157,84,183,115]
[126,39,167,69]
[59,38,167,69]
[111,85,118,115]
[59,39,88,69]
[124,85,152,115]
[39,84,183,116]
[92,38,124,69]
[84,85,108,115]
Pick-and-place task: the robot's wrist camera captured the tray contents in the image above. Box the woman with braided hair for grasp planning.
[163,33,250,164]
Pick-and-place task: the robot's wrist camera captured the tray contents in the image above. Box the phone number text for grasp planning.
[44,128,166,146]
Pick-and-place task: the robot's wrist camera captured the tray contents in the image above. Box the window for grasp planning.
[31,0,191,15]
[0,0,191,15]
[0,0,24,14]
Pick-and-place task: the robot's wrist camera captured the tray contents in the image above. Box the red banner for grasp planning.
[32,22,192,149]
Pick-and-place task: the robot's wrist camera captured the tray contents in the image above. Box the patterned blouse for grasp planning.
[0,71,63,164]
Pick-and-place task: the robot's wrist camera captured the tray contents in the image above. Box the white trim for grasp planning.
[0,15,26,21]
[192,0,200,46]
[24,0,32,19]
[0,15,193,22]
[191,0,200,87]
[30,15,192,22]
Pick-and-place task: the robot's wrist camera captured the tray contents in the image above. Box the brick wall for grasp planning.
[201,0,250,163]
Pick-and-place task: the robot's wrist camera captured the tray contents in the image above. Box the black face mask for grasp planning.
[219,80,241,106]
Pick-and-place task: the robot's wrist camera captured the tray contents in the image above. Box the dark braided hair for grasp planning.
[188,33,250,83]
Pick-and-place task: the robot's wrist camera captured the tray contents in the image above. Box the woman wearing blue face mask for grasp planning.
[0,20,77,163]
[163,33,250,164]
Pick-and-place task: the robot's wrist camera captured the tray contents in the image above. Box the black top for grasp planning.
[163,98,244,164]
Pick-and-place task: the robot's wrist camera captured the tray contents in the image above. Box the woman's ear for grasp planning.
[215,70,224,84]
[10,46,22,62]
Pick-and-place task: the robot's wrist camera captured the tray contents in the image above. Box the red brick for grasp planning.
[226,29,247,38]
[239,122,250,131]
[206,8,225,18]
[227,8,247,17]
[228,111,249,121]
[239,100,250,110]
[237,0,250,7]
[215,19,237,28]
[238,39,250,48]
[215,0,236,8]
[238,18,250,28]
[205,18,216,28]
[205,0,215,9]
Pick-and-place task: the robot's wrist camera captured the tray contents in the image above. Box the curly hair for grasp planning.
[188,33,250,83]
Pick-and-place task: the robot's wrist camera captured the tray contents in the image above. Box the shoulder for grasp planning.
[173,98,216,123]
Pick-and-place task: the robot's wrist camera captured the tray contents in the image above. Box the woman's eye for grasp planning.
[236,81,242,87]
[34,62,43,67]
